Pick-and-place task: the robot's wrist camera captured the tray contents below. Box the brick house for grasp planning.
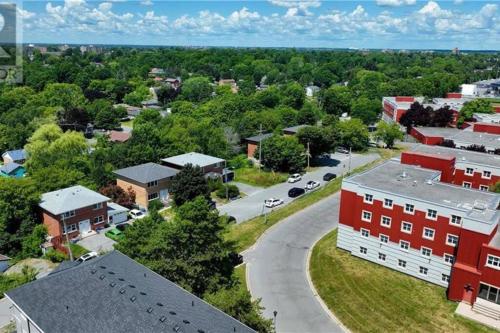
[113,162,179,209]
[245,133,272,159]
[39,186,109,251]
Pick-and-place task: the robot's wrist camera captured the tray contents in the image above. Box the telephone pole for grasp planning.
[307,141,310,170]
[258,124,263,172]
[62,214,74,261]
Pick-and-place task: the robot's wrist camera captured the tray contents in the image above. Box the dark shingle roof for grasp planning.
[6,251,255,333]
[283,125,310,134]
[245,133,273,143]
[114,162,179,184]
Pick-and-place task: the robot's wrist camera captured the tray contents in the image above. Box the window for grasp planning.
[378,253,386,261]
[442,274,450,283]
[400,240,410,251]
[419,266,428,275]
[446,234,459,247]
[148,192,159,201]
[427,209,437,220]
[404,203,414,214]
[450,215,462,226]
[63,223,77,234]
[465,167,474,175]
[62,210,75,219]
[380,216,391,228]
[359,247,367,255]
[421,247,432,257]
[444,254,455,264]
[93,216,104,224]
[423,228,435,240]
[486,255,500,269]
[478,283,500,305]
[482,170,491,179]
[364,194,373,204]
[361,211,372,222]
[398,259,407,268]
[93,202,103,210]
[147,180,158,188]
[480,185,489,191]
[401,222,412,234]
[462,182,471,189]
[380,234,389,243]
[383,198,393,208]
[361,229,370,238]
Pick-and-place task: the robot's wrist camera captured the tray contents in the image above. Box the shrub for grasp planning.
[216,185,240,199]
[439,139,456,148]
[466,144,486,153]
[208,178,224,192]
[44,249,67,263]
[228,154,251,169]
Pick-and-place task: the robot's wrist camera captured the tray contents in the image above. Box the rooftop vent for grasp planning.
[198,330,205,333]
[169,311,176,315]
[157,302,164,307]
[119,289,126,294]
[118,278,125,281]
[99,266,106,269]
[159,316,167,323]
[129,285,136,288]
[412,180,417,187]
[183,320,190,324]
[474,202,487,211]
[401,171,408,178]
[130,296,137,302]
[108,271,115,275]
[91,269,97,274]
[426,179,433,185]
[99,275,105,280]
[140,292,147,296]
[109,282,116,287]
[173,325,181,332]
[147,307,153,314]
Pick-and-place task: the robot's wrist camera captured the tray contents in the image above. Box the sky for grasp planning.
[15,0,500,50]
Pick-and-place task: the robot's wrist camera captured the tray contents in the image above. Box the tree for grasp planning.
[281,82,305,109]
[320,86,351,116]
[170,164,210,206]
[298,102,320,125]
[296,126,334,158]
[94,105,125,129]
[351,97,381,125]
[258,135,306,173]
[99,184,136,208]
[491,182,500,193]
[458,99,493,125]
[21,225,47,259]
[431,106,454,127]
[335,118,370,151]
[180,77,213,102]
[374,121,403,149]
[399,102,432,131]
[156,85,179,105]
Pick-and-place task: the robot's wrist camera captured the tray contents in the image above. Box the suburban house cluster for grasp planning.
[337,146,500,319]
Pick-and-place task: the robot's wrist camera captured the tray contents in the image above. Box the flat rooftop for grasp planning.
[162,152,225,168]
[414,127,500,150]
[409,144,500,169]
[383,97,424,110]
[345,160,499,227]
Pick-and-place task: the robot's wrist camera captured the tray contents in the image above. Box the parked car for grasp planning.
[305,180,320,190]
[288,187,305,198]
[76,251,98,263]
[323,173,337,181]
[265,198,284,208]
[336,147,349,154]
[129,209,145,220]
[287,173,302,183]
[105,228,124,241]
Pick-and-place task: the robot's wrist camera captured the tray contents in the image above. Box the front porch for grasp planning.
[456,298,500,331]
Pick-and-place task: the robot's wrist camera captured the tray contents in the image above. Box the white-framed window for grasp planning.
[462,182,472,189]
[361,228,370,238]
[380,234,389,243]
[450,215,462,226]
[444,254,455,264]
[93,216,104,224]
[62,210,76,219]
[419,266,428,275]
[423,227,435,240]
[479,185,489,191]
[465,167,474,176]
[378,253,386,261]
[148,192,159,201]
[383,198,393,208]
[404,203,415,214]
[427,209,437,220]
[380,216,391,228]
[361,210,372,222]
[442,274,450,283]
[446,234,459,247]
[63,223,78,234]
[364,194,374,204]
[147,180,158,188]
[486,255,500,269]
[482,170,491,179]
[359,246,367,255]
[400,240,410,251]
[398,259,407,268]
[93,202,103,210]
[401,222,412,234]
[421,247,432,257]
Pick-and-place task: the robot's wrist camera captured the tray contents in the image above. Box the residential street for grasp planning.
[218,152,379,223]
[244,192,344,333]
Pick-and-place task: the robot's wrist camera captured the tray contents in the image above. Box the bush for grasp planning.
[208,178,224,193]
[216,185,240,199]
[466,144,486,153]
[43,249,67,263]
[0,266,36,298]
[439,139,456,148]
[228,154,251,169]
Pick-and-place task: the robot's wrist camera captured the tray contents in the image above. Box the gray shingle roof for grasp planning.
[162,152,225,168]
[6,251,255,333]
[113,162,179,184]
[282,125,310,134]
[0,162,22,175]
[2,149,26,161]
[39,185,109,216]
[245,133,273,143]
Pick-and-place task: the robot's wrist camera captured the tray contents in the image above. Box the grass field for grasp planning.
[309,230,496,333]
[234,167,288,187]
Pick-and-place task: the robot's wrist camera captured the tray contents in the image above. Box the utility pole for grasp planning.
[224,160,228,201]
[62,214,74,261]
[307,141,310,171]
[258,124,263,172]
[348,146,352,175]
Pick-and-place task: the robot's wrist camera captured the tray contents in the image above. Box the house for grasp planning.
[305,85,320,97]
[337,159,500,324]
[2,149,26,164]
[108,130,131,143]
[39,186,110,251]
[113,104,142,118]
[245,133,273,159]
[161,152,227,178]
[283,125,310,136]
[165,77,181,89]
[113,163,179,209]
[0,162,25,178]
[5,251,255,333]
[0,254,10,273]
[107,202,129,225]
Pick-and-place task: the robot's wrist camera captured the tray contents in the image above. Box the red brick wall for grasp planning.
[395,96,414,102]
[410,128,444,145]
[446,93,462,98]
[247,143,258,159]
[472,122,500,135]
[453,169,499,190]
[401,152,455,183]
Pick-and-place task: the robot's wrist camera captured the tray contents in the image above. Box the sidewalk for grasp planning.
[455,302,500,331]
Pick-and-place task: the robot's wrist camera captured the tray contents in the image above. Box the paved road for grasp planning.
[219,152,379,223]
[244,193,344,333]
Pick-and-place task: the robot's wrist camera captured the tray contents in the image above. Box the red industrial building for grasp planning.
[337,157,500,320]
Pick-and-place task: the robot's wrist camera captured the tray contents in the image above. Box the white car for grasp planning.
[265,198,284,208]
[129,209,146,220]
[305,180,320,190]
[76,251,98,263]
[288,173,302,183]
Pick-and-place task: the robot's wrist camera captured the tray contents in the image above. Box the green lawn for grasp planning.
[69,243,89,258]
[120,119,134,128]
[234,167,288,188]
[309,230,496,333]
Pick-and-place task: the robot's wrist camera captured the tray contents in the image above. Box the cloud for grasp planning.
[140,0,153,6]
[269,0,320,16]
[376,0,416,7]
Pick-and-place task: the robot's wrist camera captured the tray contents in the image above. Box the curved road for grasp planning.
[244,192,345,333]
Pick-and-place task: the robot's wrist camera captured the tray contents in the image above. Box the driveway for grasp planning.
[78,230,116,253]
[0,298,11,329]
[244,192,344,333]
[218,152,378,223]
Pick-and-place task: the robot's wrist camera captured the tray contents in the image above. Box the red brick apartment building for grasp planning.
[39,185,109,251]
[337,158,500,318]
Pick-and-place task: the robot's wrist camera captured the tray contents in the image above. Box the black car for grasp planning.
[323,173,337,181]
[288,187,305,198]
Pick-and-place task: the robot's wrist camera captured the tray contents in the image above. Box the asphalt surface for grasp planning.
[0,298,12,329]
[218,152,379,223]
[244,192,344,333]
